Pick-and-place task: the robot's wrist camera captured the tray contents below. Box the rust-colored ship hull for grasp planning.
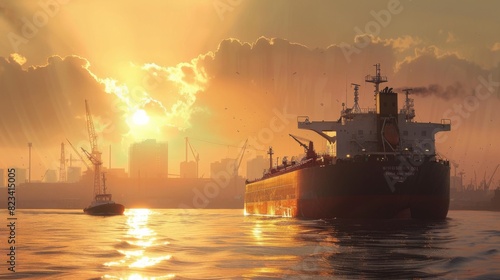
[245,158,450,219]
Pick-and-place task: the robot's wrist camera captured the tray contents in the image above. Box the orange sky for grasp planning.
[0,0,499,185]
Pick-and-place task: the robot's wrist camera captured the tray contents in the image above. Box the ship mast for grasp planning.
[59,142,67,182]
[402,88,415,121]
[351,83,361,113]
[82,100,102,198]
[102,173,107,194]
[365,63,388,107]
[267,147,274,170]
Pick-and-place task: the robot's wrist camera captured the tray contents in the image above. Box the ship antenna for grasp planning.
[365,63,388,108]
[102,172,107,194]
[344,78,348,109]
[351,83,361,113]
[402,88,415,121]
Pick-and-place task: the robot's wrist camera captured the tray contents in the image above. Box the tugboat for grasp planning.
[84,173,124,215]
[81,100,125,216]
[245,64,451,219]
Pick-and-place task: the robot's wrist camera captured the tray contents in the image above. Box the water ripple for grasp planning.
[1,209,499,279]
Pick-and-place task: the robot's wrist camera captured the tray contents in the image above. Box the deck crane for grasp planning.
[289,134,317,159]
[83,100,103,197]
[289,134,308,151]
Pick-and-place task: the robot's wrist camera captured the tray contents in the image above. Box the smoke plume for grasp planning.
[396,82,465,99]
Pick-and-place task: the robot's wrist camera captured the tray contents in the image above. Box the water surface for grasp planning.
[0,209,499,279]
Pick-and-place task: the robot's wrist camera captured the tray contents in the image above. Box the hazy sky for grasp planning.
[0,0,499,185]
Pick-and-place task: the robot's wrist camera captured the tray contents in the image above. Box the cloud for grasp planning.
[395,45,465,71]
[9,53,26,65]
[188,37,500,182]
[353,34,422,53]
[100,56,208,136]
[6,35,485,153]
[446,32,457,43]
[0,55,126,149]
[0,52,210,171]
[394,47,487,90]
[386,35,422,52]
[1,37,496,148]
[491,42,500,52]
[2,35,499,176]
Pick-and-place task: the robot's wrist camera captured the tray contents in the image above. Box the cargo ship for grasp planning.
[245,64,451,219]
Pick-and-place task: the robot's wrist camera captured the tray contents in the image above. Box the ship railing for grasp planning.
[434,152,450,164]
[246,158,317,183]
[343,108,376,116]
[358,108,376,113]
[365,74,388,83]
[343,151,443,159]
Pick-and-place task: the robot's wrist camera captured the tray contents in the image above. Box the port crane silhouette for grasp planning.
[185,137,200,178]
[81,100,103,197]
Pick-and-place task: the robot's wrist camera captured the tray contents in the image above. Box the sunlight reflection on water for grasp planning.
[102,273,176,280]
[104,209,174,279]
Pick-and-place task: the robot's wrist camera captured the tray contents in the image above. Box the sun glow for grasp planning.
[132,109,150,125]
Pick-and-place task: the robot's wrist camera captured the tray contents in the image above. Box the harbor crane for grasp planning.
[234,139,248,177]
[486,164,500,190]
[185,137,200,178]
[67,153,84,167]
[232,139,248,197]
[66,138,91,170]
[59,142,66,182]
[82,100,103,197]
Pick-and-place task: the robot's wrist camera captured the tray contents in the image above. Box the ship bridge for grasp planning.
[297,64,451,160]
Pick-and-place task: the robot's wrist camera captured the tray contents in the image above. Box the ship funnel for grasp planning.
[376,87,400,153]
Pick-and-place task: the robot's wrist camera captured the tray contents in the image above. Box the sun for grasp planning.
[132,109,150,125]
